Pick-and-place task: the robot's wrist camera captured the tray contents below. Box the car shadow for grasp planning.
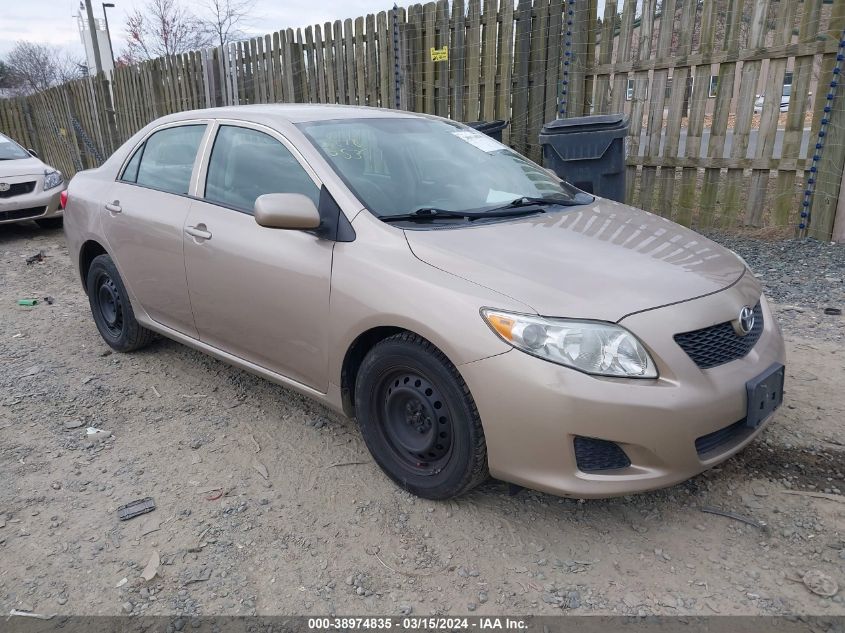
[129,333,799,524]
[0,221,63,245]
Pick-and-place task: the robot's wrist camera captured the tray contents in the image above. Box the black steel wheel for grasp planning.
[86,254,154,352]
[96,274,124,338]
[355,332,488,499]
[377,370,454,474]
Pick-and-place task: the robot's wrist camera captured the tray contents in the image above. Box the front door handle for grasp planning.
[105,201,122,214]
[185,224,212,241]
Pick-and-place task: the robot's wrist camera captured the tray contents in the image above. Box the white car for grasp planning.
[753,84,792,113]
[0,132,66,228]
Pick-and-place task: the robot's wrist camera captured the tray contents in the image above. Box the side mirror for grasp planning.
[254,193,321,230]
[27,148,38,158]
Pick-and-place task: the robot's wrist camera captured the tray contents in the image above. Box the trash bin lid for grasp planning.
[541,114,628,135]
[466,120,509,133]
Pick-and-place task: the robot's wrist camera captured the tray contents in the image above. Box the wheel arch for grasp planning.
[79,239,109,292]
[341,326,469,419]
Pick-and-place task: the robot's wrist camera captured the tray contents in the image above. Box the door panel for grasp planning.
[183,200,333,391]
[102,182,197,338]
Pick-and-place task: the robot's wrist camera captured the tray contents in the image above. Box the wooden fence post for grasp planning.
[832,159,845,243]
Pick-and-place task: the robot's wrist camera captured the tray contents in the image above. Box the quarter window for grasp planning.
[204,125,320,213]
[124,124,206,195]
[121,143,144,183]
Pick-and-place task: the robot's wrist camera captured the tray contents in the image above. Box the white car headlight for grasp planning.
[43,169,63,191]
[481,309,658,378]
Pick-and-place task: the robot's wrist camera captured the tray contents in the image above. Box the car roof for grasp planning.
[158,104,423,126]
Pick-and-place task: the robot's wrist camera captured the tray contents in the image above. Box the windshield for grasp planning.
[298,117,587,218]
[0,134,32,161]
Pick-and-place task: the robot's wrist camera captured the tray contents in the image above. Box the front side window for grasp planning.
[126,124,206,195]
[204,125,320,213]
[299,117,585,218]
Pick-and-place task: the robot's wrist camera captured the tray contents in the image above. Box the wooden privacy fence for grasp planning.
[1,0,844,239]
[0,0,584,173]
[588,0,845,239]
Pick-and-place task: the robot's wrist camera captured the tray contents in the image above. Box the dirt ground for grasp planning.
[1,223,843,619]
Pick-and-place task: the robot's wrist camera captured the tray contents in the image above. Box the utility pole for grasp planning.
[84,0,104,76]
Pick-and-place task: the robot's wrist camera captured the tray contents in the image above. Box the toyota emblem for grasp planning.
[734,305,755,336]
[0,182,10,192]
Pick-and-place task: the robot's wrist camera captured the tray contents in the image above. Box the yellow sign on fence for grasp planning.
[430,46,448,62]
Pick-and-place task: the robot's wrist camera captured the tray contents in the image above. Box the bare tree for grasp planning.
[201,0,256,48]
[121,0,212,63]
[3,42,85,95]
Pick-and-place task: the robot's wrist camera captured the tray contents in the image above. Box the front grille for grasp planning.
[574,436,631,472]
[695,418,751,456]
[0,181,36,198]
[674,303,764,369]
[0,206,46,222]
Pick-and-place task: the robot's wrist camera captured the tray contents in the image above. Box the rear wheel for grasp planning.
[354,332,488,499]
[87,254,154,352]
[35,217,63,229]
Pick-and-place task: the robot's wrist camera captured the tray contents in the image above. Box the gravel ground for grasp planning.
[703,231,845,341]
[1,223,843,620]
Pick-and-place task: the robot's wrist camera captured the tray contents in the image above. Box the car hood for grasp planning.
[404,198,746,322]
[0,156,47,177]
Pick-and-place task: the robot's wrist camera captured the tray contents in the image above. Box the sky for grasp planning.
[0,0,400,58]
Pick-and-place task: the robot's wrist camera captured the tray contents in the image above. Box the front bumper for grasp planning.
[0,174,65,224]
[460,274,786,498]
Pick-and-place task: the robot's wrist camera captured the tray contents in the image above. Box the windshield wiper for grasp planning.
[495,194,593,210]
[380,206,547,223]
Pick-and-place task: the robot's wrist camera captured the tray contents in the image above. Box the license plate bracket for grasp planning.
[745,363,785,429]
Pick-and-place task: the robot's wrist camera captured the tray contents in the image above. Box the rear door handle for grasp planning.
[105,201,122,214]
[185,225,212,240]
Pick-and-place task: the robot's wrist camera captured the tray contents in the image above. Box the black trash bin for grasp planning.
[466,120,509,142]
[540,114,629,203]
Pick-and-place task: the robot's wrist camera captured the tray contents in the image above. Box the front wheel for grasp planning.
[86,254,154,352]
[354,333,488,500]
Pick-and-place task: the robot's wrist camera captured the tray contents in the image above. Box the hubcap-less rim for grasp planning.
[377,370,453,474]
[96,275,123,337]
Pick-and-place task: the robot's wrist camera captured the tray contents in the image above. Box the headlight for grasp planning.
[43,169,63,191]
[481,309,658,378]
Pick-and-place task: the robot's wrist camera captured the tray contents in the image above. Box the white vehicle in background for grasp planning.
[754,83,792,113]
[0,132,66,228]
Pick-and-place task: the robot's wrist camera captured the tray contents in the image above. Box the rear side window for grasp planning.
[204,125,319,213]
[123,125,206,195]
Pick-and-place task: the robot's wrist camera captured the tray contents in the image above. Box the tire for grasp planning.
[35,217,63,229]
[86,254,154,352]
[354,332,488,500]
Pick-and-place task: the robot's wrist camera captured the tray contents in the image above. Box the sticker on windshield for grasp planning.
[452,129,505,153]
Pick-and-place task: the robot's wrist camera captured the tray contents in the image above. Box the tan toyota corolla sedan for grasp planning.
[64,105,785,500]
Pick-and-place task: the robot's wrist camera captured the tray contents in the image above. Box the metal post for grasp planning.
[393,4,402,110]
[802,25,845,238]
[559,0,570,118]
[84,0,104,76]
